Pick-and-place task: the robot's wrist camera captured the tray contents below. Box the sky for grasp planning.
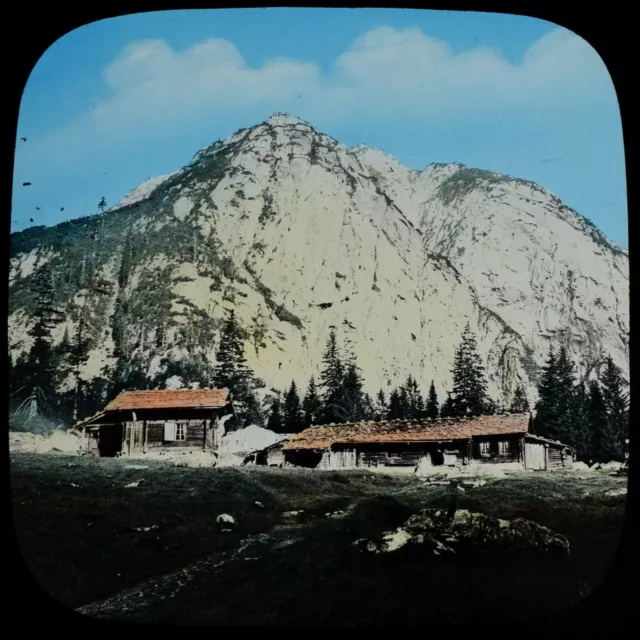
[12,8,628,247]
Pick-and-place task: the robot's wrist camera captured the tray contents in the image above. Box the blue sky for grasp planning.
[12,8,627,247]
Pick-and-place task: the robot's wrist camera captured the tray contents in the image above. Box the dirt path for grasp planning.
[76,521,313,622]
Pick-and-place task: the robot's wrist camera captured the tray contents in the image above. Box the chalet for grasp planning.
[74,388,235,458]
[281,413,574,473]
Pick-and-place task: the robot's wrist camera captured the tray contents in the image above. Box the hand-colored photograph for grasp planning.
[9,7,628,626]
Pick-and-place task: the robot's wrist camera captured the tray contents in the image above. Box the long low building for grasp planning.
[281,413,574,473]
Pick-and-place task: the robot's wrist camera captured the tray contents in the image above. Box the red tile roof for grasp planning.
[105,388,231,411]
[282,413,531,450]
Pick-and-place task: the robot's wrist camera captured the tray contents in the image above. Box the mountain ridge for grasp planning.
[9,112,629,409]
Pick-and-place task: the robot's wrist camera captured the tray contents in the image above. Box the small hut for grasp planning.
[74,388,235,458]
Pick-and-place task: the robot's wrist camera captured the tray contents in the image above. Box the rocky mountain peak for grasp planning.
[8,115,628,410]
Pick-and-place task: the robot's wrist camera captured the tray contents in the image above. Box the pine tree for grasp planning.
[451,323,488,416]
[386,389,400,420]
[509,383,530,413]
[375,389,387,421]
[16,267,64,414]
[302,376,322,427]
[267,397,284,434]
[214,309,260,428]
[283,380,303,432]
[426,381,439,419]
[404,375,424,418]
[599,355,629,461]
[440,393,456,418]
[340,362,367,422]
[214,310,251,390]
[67,305,93,422]
[571,380,591,462]
[362,393,375,420]
[319,328,345,424]
[534,347,560,436]
[587,381,613,464]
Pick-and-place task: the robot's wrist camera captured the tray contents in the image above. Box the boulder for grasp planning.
[353,508,570,557]
[216,513,236,525]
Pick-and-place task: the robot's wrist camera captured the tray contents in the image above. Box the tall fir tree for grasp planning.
[318,328,345,424]
[571,380,591,462]
[451,323,488,416]
[267,397,284,434]
[214,309,261,428]
[599,355,629,461]
[16,267,65,414]
[302,376,322,427]
[534,347,559,436]
[426,381,439,419]
[404,375,425,418]
[375,389,387,421]
[440,393,456,418]
[509,383,530,413]
[586,380,612,464]
[386,389,403,420]
[362,393,375,420]
[340,362,367,422]
[283,380,303,432]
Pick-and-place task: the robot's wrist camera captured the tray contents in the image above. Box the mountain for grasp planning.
[9,112,629,410]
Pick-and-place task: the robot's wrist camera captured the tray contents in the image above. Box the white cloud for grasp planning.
[24,24,615,170]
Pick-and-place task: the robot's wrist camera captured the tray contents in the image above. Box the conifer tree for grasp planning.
[340,362,367,422]
[599,355,629,461]
[267,397,284,434]
[404,375,424,418]
[376,389,387,421]
[571,380,591,462]
[440,393,456,418]
[302,376,322,427]
[283,380,303,432]
[319,327,345,424]
[386,389,403,420]
[214,309,261,428]
[451,323,488,416]
[534,347,559,436]
[587,380,612,464]
[426,381,439,419]
[17,267,64,413]
[509,383,530,413]
[362,393,375,420]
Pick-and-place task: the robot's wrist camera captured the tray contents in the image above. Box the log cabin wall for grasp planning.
[468,437,523,466]
[547,446,573,471]
[145,419,208,450]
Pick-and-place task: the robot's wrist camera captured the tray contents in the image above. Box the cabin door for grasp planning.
[124,421,144,456]
[526,443,546,470]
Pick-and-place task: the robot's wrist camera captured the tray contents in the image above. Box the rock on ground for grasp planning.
[353,508,570,557]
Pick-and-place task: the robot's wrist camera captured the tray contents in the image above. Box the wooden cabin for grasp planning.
[74,388,235,458]
[281,413,574,473]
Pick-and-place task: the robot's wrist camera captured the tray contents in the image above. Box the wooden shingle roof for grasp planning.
[105,388,231,411]
[282,413,531,450]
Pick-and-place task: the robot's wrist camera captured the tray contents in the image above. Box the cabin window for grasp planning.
[498,441,509,455]
[479,442,491,456]
[176,423,187,441]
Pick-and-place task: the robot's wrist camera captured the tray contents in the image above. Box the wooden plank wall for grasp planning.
[145,420,207,449]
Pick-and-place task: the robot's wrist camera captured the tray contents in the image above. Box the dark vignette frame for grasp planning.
[3,1,635,633]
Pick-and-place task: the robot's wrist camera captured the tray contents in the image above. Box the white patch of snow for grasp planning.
[219,425,291,457]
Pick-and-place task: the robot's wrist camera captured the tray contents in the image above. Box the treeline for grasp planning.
[533,347,629,464]
[265,323,526,433]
